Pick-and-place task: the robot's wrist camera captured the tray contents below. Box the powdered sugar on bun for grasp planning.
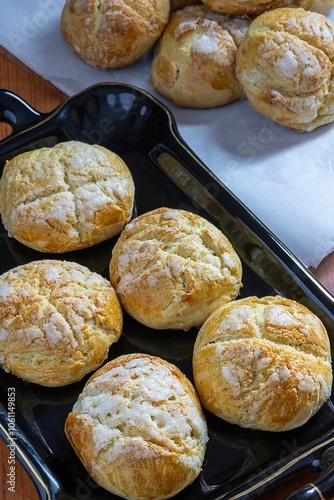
[0,141,135,253]
[0,260,123,386]
[236,8,334,131]
[65,353,208,499]
[61,0,170,69]
[109,207,242,330]
[193,295,332,431]
[151,6,250,108]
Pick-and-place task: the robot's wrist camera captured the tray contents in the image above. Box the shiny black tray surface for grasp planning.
[0,83,334,500]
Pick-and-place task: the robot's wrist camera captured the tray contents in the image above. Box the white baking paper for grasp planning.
[0,0,333,268]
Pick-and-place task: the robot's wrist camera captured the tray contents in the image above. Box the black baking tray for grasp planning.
[1,83,334,500]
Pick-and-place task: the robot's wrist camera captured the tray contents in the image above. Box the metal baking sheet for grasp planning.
[0,83,334,500]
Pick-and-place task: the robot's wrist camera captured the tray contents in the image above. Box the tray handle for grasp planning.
[0,89,46,138]
[284,446,334,500]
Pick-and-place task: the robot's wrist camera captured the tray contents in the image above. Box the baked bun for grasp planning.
[0,141,135,253]
[151,6,249,108]
[193,296,333,432]
[0,260,123,386]
[201,0,283,16]
[235,8,334,132]
[61,0,170,69]
[65,353,208,499]
[109,207,242,330]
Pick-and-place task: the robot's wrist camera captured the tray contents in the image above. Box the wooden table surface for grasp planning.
[0,45,334,500]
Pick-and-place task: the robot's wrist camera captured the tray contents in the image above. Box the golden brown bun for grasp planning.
[109,207,242,330]
[170,0,202,10]
[65,353,208,499]
[0,141,135,253]
[61,0,170,69]
[151,6,250,108]
[193,296,333,431]
[0,260,123,386]
[235,8,334,132]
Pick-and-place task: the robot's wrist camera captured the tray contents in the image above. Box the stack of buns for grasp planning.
[0,211,332,497]
[60,0,334,130]
[0,137,332,496]
[152,4,334,130]
[0,198,238,497]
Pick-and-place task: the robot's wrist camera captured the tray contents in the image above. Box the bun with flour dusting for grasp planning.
[0,260,123,386]
[193,295,333,431]
[235,8,334,132]
[65,353,208,499]
[151,6,250,108]
[0,141,135,253]
[109,207,243,330]
[61,0,170,69]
